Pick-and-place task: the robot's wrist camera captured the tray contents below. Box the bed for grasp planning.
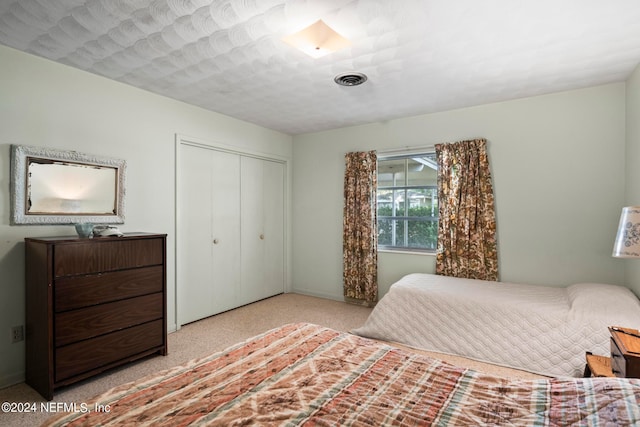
[43,323,640,426]
[353,273,640,378]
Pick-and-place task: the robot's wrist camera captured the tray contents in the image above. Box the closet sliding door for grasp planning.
[178,139,286,327]
[240,156,285,305]
[178,146,240,325]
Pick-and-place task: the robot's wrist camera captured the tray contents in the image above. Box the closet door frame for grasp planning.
[175,134,290,329]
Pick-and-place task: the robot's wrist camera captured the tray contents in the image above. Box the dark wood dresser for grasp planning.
[25,233,167,400]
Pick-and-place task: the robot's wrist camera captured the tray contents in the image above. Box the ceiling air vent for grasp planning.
[334,72,368,87]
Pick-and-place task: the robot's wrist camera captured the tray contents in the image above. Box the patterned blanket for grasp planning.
[43,323,640,426]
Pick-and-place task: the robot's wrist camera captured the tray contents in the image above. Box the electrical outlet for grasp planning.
[11,325,24,343]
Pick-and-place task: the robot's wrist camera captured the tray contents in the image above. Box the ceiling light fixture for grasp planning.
[282,19,351,59]
[334,72,368,87]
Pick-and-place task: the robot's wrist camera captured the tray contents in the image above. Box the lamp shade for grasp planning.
[612,206,640,258]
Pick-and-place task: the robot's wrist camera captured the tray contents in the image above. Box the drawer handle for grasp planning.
[213,239,219,244]
[259,234,264,240]
[611,353,623,358]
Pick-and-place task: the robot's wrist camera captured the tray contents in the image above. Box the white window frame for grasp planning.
[377,151,438,253]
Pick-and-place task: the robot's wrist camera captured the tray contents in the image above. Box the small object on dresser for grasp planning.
[93,225,123,237]
[74,223,94,238]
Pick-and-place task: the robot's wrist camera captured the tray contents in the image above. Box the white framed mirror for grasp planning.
[10,145,126,225]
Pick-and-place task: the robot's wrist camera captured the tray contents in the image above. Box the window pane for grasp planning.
[407,188,437,217]
[377,219,438,250]
[394,190,406,216]
[407,219,438,249]
[407,155,437,186]
[378,218,393,246]
[377,189,393,217]
[376,152,437,252]
[393,219,405,245]
[378,159,406,187]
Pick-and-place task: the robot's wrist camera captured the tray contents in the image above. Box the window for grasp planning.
[377,153,438,251]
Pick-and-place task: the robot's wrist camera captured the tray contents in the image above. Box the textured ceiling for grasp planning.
[1,1,640,135]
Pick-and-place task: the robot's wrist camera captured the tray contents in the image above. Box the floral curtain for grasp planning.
[343,151,378,306]
[435,139,499,281]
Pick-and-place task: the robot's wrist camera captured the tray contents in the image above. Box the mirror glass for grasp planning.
[28,160,117,214]
[10,145,126,225]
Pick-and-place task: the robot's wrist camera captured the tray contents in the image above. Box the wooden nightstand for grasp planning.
[584,352,615,377]
[609,326,640,378]
[584,326,640,378]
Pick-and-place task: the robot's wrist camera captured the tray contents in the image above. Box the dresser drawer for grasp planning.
[55,293,163,347]
[54,238,163,277]
[55,320,164,382]
[54,266,163,312]
[610,337,626,378]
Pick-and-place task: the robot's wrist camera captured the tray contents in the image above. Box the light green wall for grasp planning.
[625,64,640,296]
[292,84,627,301]
[0,45,293,388]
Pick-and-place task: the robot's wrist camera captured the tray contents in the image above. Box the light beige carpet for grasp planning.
[0,293,546,426]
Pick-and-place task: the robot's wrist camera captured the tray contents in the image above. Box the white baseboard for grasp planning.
[0,370,24,390]
[290,288,343,302]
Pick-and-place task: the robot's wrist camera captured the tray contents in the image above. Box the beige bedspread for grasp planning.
[43,323,640,426]
[353,273,640,377]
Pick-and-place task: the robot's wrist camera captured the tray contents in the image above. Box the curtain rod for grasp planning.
[376,144,435,156]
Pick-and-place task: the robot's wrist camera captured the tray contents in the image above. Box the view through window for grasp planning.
[377,153,438,251]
